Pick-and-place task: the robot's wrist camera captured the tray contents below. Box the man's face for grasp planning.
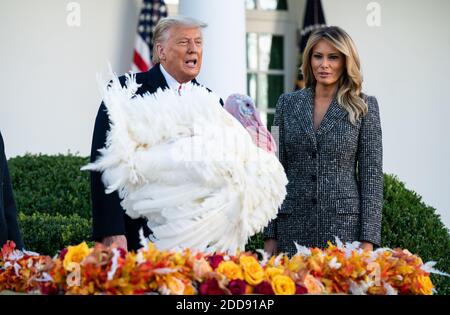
[158,26,203,83]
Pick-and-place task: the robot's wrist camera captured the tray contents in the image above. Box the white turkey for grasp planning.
[82,72,288,254]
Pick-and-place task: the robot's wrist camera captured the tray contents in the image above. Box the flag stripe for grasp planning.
[134,51,149,72]
[131,0,167,73]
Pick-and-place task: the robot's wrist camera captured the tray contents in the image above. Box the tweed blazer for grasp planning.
[263,87,383,256]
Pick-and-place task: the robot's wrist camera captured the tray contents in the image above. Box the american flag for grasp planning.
[295,0,326,90]
[131,0,168,73]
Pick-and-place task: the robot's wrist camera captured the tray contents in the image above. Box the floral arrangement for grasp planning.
[0,238,447,295]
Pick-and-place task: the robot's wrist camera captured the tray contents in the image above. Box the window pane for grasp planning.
[269,35,284,70]
[258,74,268,110]
[259,0,288,11]
[245,0,256,10]
[267,113,275,129]
[246,33,258,70]
[268,75,284,109]
[247,73,257,103]
[259,34,284,71]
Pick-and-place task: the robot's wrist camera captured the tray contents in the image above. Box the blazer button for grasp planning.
[311,198,317,205]
[311,151,317,159]
[311,174,317,181]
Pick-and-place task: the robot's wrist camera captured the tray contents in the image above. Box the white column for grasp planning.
[179,0,246,100]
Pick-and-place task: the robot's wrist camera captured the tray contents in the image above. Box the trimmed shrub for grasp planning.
[381,174,450,295]
[8,154,91,219]
[17,212,92,256]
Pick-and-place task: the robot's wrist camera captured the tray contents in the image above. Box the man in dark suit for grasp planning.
[89,16,219,251]
[0,131,24,249]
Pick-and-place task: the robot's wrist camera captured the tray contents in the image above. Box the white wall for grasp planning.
[321,0,450,229]
[0,0,146,158]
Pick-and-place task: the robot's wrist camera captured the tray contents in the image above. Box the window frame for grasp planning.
[246,8,298,127]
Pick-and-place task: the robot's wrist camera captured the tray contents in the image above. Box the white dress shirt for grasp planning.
[160,64,192,95]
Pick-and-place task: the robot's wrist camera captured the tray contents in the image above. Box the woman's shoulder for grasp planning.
[360,93,381,118]
[278,87,313,105]
[360,93,378,105]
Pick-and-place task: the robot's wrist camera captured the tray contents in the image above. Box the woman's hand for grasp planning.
[264,239,278,256]
[360,241,373,251]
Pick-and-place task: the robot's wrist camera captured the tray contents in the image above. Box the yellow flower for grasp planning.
[165,275,185,295]
[63,242,90,270]
[414,275,434,295]
[240,255,264,286]
[271,275,296,295]
[217,261,243,280]
[288,256,307,273]
[265,267,284,282]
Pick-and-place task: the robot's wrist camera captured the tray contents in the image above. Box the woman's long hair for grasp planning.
[301,26,368,124]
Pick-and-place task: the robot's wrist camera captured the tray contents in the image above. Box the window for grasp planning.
[247,33,285,128]
[246,0,297,129]
[245,0,288,11]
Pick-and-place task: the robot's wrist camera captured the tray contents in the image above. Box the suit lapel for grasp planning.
[316,95,347,141]
[144,63,169,93]
[292,87,317,146]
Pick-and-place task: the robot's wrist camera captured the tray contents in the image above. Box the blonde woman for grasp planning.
[264,26,383,256]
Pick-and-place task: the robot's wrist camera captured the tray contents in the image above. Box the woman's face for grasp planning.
[311,39,345,88]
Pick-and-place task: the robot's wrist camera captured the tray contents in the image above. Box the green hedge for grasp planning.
[8,154,90,219]
[381,174,450,295]
[17,212,92,256]
[8,155,450,294]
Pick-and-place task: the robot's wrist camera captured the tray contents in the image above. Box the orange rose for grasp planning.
[240,255,264,286]
[217,261,243,280]
[271,275,296,295]
[265,267,284,282]
[303,274,325,294]
[63,242,90,270]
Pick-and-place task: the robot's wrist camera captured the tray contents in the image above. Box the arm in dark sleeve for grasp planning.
[90,102,126,241]
[263,94,287,240]
[357,96,383,246]
[1,134,24,249]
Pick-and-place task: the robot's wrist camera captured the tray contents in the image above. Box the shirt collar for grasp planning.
[159,64,193,91]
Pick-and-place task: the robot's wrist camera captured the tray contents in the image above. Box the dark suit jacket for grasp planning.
[0,131,24,249]
[264,87,383,255]
[89,64,222,251]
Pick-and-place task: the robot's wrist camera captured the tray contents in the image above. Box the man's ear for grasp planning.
[156,43,165,61]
